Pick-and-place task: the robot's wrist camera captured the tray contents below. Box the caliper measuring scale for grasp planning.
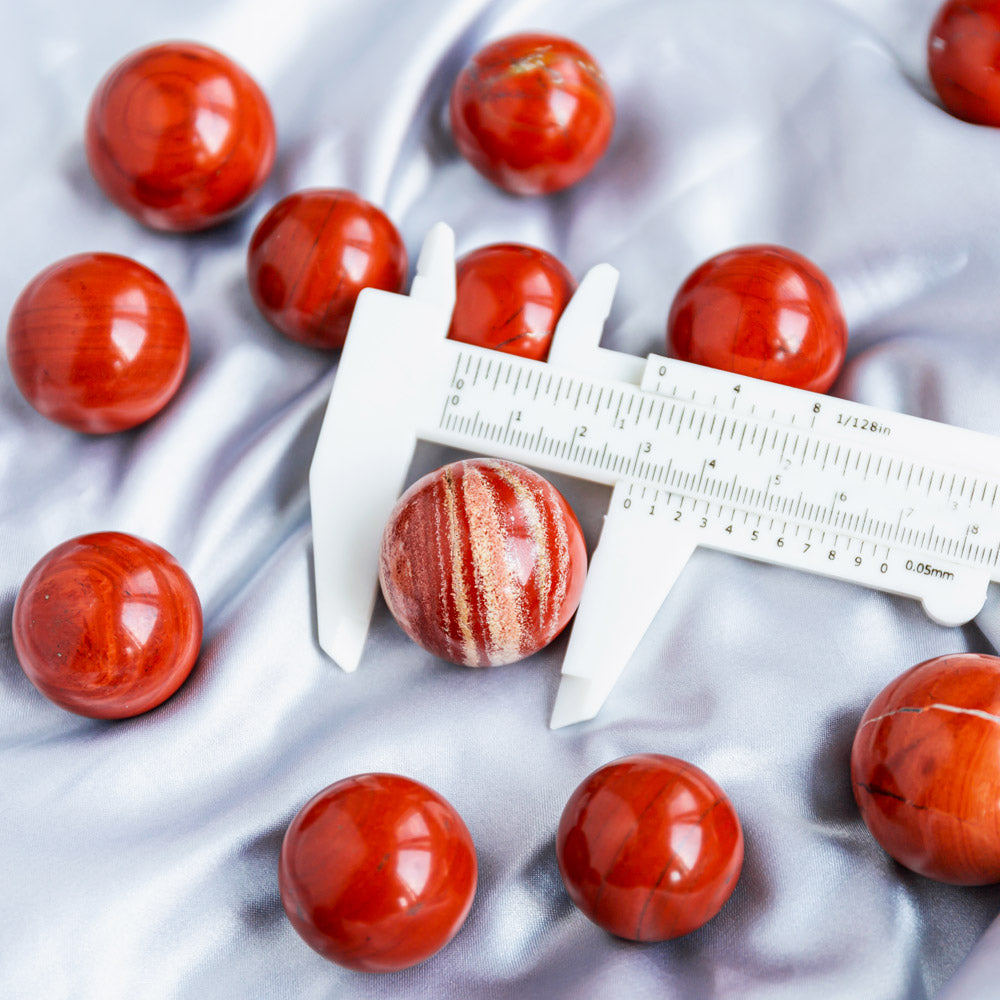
[310,223,1000,728]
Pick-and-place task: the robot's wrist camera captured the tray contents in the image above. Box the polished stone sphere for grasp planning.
[450,33,615,195]
[13,532,202,719]
[557,753,744,940]
[279,772,477,971]
[852,653,1000,884]
[86,41,275,230]
[7,253,189,433]
[379,458,588,667]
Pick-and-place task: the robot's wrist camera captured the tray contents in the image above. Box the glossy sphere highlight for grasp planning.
[6,253,189,433]
[12,532,202,719]
[247,189,408,350]
[557,754,744,941]
[279,773,477,971]
[851,653,1000,884]
[668,245,847,393]
[379,458,587,667]
[928,0,1000,127]
[449,33,615,195]
[449,243,576,361]
[86,41,276,231]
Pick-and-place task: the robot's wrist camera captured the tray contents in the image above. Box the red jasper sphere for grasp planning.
[667,245,847,393]
[928,0,1000,127]
[851,653,1000,884]
[279,773,478,972]
[12,532,202,719]
[247,188,408,350]
[6,253,189,433]
[379,458,587,667]
[85,41,276,231]
[449,33,615,195]
[557,754,744,941]
[448,243,576,361]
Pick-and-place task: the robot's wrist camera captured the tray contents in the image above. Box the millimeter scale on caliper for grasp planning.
[310,222,1000,728]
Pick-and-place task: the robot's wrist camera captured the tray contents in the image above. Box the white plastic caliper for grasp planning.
[310,223,1000,728]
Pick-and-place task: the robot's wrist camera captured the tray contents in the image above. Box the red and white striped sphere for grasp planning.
[379,458,588,667]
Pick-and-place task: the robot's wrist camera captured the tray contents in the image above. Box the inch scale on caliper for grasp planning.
[309,223,1000,728]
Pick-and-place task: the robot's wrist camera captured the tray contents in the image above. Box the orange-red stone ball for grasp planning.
[449,33,615,195]
[246,188,408,350]
[279,773,478,972]
[379,458,588,667]
[667,244,847,393]
[85,41,276,231]
[852,653,1000,884]
[928,0,1000,127]
[557,754,744,940]
[448,243,576,362]
[6,252,189,433]
[12,532,202,719]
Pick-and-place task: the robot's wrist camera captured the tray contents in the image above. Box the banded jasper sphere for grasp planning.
[379,458,587,666]
[12,532,202,719]
[668,245,847,393]
[448,243,576,362]
[86,41,275,231]
[279,773,477,971]
[851,653,1000,884]
[557,754,744,940]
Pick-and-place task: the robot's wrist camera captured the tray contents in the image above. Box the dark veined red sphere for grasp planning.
[667,244,847,393]
[247,188,408,350]
[379,458,588,667]
[851,653,1000,884]
[449,32,615,195]
[557,754,744,941]
[6,252,189,433]
[279,773,478,972]
[448,243,576,361]
[85,41,276,231]
[12,532,202,719]
[928,0,1000,127]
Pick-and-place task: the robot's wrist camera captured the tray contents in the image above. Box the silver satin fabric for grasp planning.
[4,0,1000,996]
